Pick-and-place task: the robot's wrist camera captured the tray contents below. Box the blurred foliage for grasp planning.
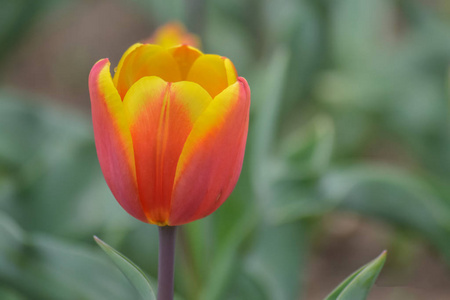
[1,0,450,299]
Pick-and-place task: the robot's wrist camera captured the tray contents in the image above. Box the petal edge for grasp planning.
[169,78,250,225]
[89,59,146,222]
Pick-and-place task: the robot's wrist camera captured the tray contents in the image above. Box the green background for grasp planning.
[1,0,450,299]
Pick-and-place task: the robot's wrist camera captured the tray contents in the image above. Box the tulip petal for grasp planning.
[167,45,203,80]
[89,59,146,222]
[114,44,182,99]
[169,78,250,225]
[150,22,201,49]
[124,77,212,225]
[112,43,142,87]
[186,54,238,98]
[224,58,238,85]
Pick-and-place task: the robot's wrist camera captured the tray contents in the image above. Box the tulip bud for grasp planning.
[88,43,250,226]
[144,22,200,49]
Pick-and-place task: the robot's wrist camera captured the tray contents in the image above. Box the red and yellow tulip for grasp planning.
[88,43,250,226]
[145,21,200,49]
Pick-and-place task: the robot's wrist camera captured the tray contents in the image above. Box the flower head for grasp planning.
[145,22,200,49]
[89,43,250,226]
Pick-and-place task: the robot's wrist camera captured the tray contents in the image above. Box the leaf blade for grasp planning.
[94,236,156,300]
[325,250,387,300]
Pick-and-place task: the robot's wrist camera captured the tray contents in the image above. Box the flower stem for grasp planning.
[158,226,177,300]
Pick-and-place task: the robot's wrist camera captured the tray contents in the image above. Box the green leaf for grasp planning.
[321,164,450,260]
[244,222,310,300]
[0,89,135,240]
[280,114,335,179]
[325,250,387,300]
[94,236,156,300]
[0,212,138,300]
[197,212,258,300]
[250,47,290,207]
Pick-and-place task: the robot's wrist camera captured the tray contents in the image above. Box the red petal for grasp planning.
[123,77,212,225]
[89,59,146,222]
[169,78,250,225]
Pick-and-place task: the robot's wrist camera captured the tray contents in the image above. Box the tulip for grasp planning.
[145,21,200,49]
[88,43,250,227]
[89,38,250,300]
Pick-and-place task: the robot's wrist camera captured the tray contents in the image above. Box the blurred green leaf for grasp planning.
[244,222,310,300]
[251,47,290,207]
[0,212,139,300]
[127,0,186,23]
[0,0,74,65]
[204,12,253,70]
[94,236,156,300]
[0,89,134,239]
[198,212,257,300]
[178,220,209,297]
[321,164,450,260]
[330,0,395,70]
[252,114,336,225]
[0,0,41,65]
[325,250,386,300]
[281,114,335,178]
[0,287,26,300]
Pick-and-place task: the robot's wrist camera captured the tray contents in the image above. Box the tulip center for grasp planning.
[113,44,238,99]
